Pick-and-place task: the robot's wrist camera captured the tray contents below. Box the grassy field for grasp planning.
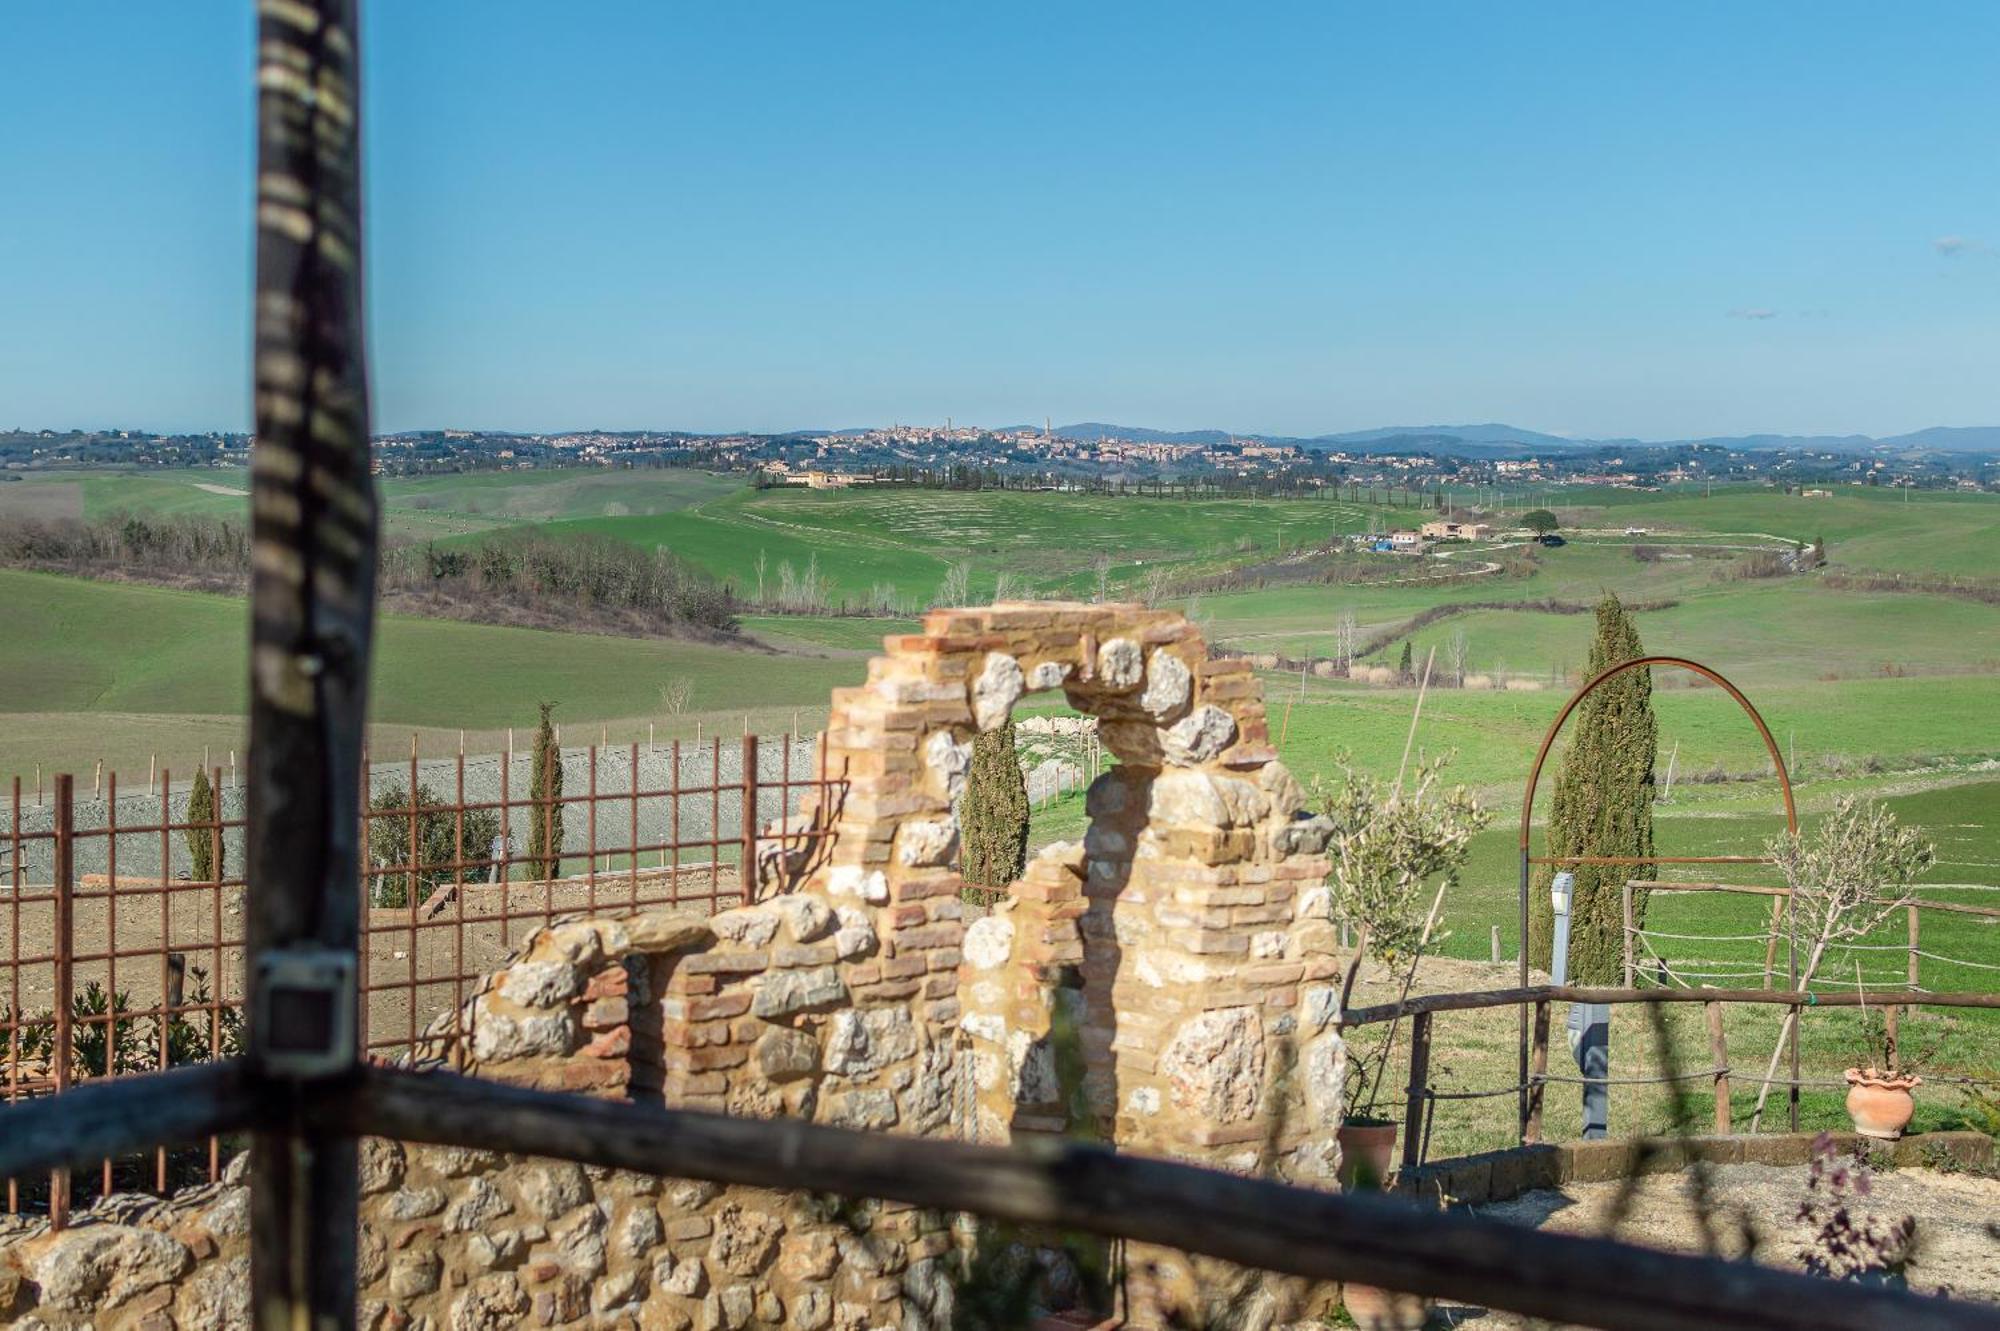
[0,469,1995,1163]
[0,569,856,778]
[538,485,1400,604]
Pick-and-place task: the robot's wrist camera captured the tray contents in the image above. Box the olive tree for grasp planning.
[1749,797,1935,1128]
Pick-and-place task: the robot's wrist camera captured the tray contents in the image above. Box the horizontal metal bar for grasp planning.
[1342,984,2000,1026]
[327,1066,1986,1331]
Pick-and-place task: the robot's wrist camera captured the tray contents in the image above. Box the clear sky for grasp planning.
[4,3,1995,439]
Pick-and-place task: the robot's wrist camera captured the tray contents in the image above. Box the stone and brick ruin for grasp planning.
[1,603,1347,1330]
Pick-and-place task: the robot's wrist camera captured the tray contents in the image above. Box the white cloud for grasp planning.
[1728,307,1779,320]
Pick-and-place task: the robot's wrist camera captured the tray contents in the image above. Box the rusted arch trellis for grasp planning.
[1513,654,1799,1135]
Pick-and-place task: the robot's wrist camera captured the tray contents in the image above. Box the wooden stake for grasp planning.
[1706,1000,1731,1133]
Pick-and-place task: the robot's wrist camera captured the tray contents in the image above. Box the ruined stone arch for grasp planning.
[450,603,1347,1328]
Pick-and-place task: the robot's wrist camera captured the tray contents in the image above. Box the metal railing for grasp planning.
[1342,982,2000,1173]
[2,734,844,1224]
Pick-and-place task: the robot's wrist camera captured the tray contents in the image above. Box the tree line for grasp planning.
[1,513,738,638]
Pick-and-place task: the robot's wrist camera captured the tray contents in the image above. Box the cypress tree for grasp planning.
[1397,640,1414,684]
[528,701,564,879]
[960,724,1029,890]
[1527,593,1656,981]
[185,766,222,882]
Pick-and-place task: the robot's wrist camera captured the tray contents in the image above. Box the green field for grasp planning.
[537,485,1397,605]
[0,568,857,777]
[4,471,1996,822]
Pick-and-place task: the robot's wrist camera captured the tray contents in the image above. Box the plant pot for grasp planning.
[1337,1120,1398,1191]
[1844,1067,1919,1139]
[1342,1282,1431,1331]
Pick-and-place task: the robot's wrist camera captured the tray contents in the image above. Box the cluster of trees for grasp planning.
[382,533,736,635]
[0,512,740,639]
[0,512,250,579]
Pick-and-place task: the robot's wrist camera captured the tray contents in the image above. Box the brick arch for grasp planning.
[811,601,1278,905]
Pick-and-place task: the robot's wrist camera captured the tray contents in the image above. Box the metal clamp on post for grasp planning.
[251,945,357,1079]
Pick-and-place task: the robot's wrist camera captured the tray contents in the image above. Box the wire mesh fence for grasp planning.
[1,732,838,1222]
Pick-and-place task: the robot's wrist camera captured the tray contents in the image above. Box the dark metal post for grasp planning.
[740,735,759,905]
[51,775,74,1230]
[244,0,376,1326]
[1517,845,1529,1138]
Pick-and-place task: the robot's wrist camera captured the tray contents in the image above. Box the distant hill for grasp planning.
[1311,422,1588,449]
[1876,426,2000,453]
[1036,421,2000,457]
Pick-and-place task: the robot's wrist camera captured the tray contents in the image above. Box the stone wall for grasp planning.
[0,602,1347,1330]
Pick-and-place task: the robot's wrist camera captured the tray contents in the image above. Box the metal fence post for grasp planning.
[740,735,759,906]
[50,774,74,1230]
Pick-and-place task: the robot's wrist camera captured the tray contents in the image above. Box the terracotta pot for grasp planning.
[1337,1120,1398,1191]
[1844,1067,1919,1139]
[1342,1282,1431,1331]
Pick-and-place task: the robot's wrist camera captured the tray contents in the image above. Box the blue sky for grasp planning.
[3,3,1995,439]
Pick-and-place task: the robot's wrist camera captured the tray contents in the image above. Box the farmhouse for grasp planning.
[1419,519,1492,541]
[1386,529,1426,551]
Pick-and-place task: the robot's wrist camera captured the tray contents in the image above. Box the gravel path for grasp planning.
[1442,1161,2000,1325]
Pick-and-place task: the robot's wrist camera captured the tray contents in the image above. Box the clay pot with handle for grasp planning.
[1844,1067,1919,1139]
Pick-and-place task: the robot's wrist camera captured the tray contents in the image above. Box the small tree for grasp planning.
[1445,628,1470,688]
[1397,641,1414,684]
[527,701,564,879]
[937,562,971,608]
[1319,753,1491,1119]
[184,767,222,882]
[1523,508,1560,538]
[961,724,1029,894]
[367,780,502,908]
[659,677,694,715]
[1750,798,1934,1128]
[1810,534,1827,568]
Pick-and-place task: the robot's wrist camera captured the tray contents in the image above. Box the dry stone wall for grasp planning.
[0,602,1348,1330]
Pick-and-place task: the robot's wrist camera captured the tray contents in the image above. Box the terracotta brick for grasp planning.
[685,992,752,1022]
[582,968,630,1000]
[582,1026,631,1059]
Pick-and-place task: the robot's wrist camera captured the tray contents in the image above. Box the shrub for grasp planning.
[368,779,502,908]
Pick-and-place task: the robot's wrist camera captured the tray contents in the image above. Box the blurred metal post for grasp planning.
[243,0,376,1325]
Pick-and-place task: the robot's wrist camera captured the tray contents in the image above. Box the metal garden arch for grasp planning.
[1513,654,1799,1133]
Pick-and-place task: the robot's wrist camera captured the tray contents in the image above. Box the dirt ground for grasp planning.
[2,865,740,1075]
[1440,1162,2000,1325]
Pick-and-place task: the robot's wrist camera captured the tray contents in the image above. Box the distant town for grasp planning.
[4,420,1996,495]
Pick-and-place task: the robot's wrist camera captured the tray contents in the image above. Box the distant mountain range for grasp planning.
[1041,422,2000,457]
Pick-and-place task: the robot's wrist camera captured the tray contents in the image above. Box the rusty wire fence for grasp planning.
[1,732,840,1224]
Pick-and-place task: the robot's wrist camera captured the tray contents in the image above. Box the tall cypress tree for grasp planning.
[1528,593,1656,981]
[1397,640,1414,684]
[961,724,1029,890]
[528,701,564,879]
[185,766,222,882]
